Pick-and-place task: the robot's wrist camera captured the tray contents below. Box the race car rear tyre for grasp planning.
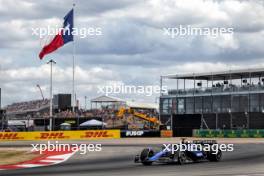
[178,152,187,165]
[140,148,154,166]
[208,150,222,162]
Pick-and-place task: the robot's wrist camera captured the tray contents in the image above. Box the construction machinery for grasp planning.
[117,107,161,126]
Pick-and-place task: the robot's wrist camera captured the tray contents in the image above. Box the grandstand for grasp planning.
[160,68,264,136]
[5,99,50,116]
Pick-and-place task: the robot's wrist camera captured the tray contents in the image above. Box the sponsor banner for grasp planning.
[160,130,173,138]
[0,130,120,141]
[193,129,264,138]
[121,130,160,138]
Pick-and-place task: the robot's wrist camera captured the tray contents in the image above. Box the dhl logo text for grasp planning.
[81,131,113,138]
[36,132,70,139]
[0,133,23,140]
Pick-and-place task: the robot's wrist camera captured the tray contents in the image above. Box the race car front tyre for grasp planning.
[207,150,222,162]
[140,148,154,166]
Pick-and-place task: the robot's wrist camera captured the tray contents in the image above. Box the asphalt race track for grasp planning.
[0,143,264,176]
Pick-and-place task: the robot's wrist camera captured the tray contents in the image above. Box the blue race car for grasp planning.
[134,139,222,165]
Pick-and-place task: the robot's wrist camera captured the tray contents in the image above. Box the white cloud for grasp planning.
[0,0,264,107]
[0,65,120,105]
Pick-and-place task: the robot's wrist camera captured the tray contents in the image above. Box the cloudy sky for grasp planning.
[0,0,264,107]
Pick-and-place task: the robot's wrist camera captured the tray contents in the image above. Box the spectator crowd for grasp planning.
[5,99,50,114]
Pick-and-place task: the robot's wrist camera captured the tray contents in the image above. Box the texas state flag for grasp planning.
[39,9,74,60]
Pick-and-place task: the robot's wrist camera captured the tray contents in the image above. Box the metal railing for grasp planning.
[168,84,264,96]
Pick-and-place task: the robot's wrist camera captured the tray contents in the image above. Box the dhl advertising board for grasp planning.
[0,130,120,141]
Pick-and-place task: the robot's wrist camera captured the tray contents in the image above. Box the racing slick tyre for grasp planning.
[140,148,154,166]
[207,150,222,162]
[178,152,187,165]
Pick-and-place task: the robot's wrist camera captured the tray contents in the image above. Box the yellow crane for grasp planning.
[117,107,161,125]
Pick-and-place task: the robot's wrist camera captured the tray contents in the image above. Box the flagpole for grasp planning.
[72,3,76,114]
[47,59,56,131]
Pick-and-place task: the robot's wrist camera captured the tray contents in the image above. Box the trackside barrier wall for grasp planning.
[193,129,264,138]
[0,130,120,141]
